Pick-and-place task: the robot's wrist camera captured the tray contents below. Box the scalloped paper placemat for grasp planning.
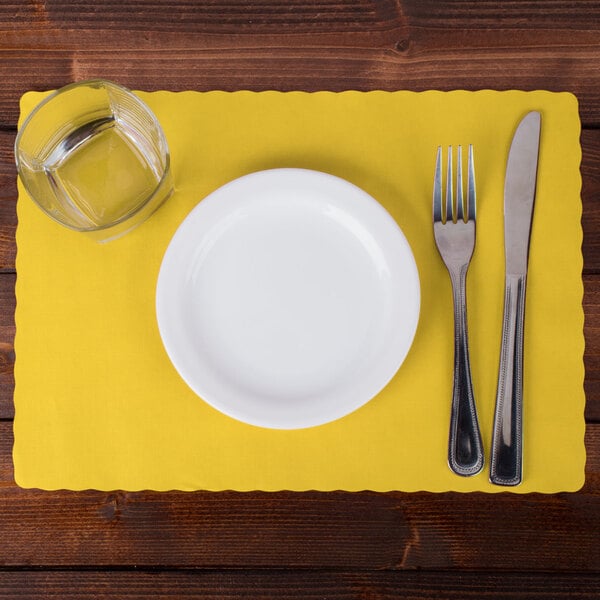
[14,90,585,492]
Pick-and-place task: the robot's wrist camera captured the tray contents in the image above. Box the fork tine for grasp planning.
[445,146,453,222]
[456,145,464,222]
[433,146,442,222]
[467,144,476,221]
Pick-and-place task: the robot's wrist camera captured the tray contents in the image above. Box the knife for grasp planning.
[489,111,541,486]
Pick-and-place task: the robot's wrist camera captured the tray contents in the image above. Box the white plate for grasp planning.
[156,169,420,429]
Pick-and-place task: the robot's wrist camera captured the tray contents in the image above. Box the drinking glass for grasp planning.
[15,79,173,242]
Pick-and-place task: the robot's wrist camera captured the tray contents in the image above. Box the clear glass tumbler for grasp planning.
[15,79,173,242]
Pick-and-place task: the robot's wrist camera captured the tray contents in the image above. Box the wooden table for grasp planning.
[1,2,599,597]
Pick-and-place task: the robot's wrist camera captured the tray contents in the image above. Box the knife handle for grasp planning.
[490,273,526,486]
[448,265,484,477]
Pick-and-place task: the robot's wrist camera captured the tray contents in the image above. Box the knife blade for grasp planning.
[489,111,541,486]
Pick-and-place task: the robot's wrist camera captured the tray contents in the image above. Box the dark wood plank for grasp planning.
[0,570,598,599]
[581,129,600,277]
[3,49,600,129]
[0,274,14,419]
[0,132,17,271]
[0,2,600,126]
[584,272,600,421]
[3,0,600,39]
[0,422,598,570]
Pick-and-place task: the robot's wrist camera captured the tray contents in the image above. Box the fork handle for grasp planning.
[448,266,484,476]
[490,274,526,486]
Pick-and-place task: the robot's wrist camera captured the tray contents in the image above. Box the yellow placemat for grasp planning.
[13,90,585,492]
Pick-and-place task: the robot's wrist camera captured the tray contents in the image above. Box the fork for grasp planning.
[433,145,484,477]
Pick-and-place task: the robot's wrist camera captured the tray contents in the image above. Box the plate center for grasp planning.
[186,199,390,401]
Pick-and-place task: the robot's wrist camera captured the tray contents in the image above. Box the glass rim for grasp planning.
[14,78,172,234]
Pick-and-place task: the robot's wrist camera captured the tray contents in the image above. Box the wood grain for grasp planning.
[0,2,600,128]
[3,50,600,127]
[582,129,600,276]
[0,422,598,570]
[0,273,14,419]
[0,570,598,600]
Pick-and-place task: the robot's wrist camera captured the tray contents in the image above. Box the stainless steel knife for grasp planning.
[490,111,541,486]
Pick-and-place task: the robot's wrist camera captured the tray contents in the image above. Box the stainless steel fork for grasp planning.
[433,145,484,476]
